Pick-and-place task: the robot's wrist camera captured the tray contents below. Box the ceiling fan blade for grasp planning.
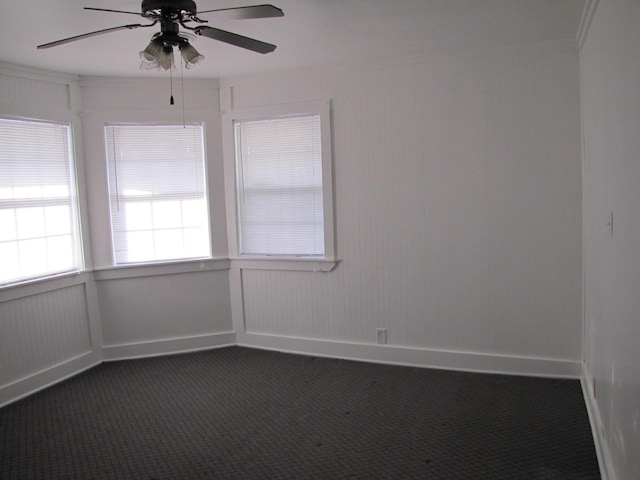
[196,4,284,20]
[195,26,276,53]
[37,23,153,49]
[84,7,142,16]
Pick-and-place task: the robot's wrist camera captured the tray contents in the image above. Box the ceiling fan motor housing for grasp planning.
[142,0,197,16]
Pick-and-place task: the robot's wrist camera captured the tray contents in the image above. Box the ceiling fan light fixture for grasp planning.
[179,42,204,69]
[139,39,176,71]
[157,46,176,71]
[139,38,164,62]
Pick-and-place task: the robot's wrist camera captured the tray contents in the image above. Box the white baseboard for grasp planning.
[581,364,615,480]
[0,333,237,408]
[0,350,102,408]
[102,331,237,361]
[1,330,583,416]
[237,332,582,378]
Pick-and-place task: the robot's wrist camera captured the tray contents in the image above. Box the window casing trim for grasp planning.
[222,99,336,269]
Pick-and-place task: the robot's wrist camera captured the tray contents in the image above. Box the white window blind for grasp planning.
[0,117,83,286]
[234,114,324,256]
[105,123,210,265]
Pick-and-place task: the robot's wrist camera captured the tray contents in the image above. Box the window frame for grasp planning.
[0,115,84,288]
[104,122,212,266]
[222,100,337,271]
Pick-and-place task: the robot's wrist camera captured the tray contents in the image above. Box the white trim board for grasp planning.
[101,331,237,361]
[237,332,582,379]
[581,364,616,480]
[0,333,236,407]
[0,350,101,408]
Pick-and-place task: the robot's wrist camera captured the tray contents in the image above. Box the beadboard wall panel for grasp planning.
[225,43,583,370]
[0,284,92,389]
[97,270,232,352]
[0,70,71,111]
[80,77,219,112]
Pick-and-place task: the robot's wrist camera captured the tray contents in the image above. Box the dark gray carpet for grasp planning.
[0,346,600,479]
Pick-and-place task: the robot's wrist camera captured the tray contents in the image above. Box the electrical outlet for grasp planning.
[376,328,387,345]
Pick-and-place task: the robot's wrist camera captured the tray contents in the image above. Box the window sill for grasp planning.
[93,257,231,281]
[231,257,339,272]
[0,256,337,303]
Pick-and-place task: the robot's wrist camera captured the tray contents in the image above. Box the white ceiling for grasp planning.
[0,0,586,79]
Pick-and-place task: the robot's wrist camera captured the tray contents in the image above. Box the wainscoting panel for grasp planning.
[97,269,232,349]
[0,284,94,406]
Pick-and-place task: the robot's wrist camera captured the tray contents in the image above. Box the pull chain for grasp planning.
[180,56,186,127]
[169,65,174,105]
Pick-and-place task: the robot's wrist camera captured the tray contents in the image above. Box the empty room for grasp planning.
[0,0,637,478]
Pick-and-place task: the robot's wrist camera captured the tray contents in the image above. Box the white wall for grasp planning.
[0,65,102,406]
[79,76,229,266]
[96,264,233,359]
[0,34,589,419]
[580,0,640,478]
[81,77,235,357]
[223,42,584,376]
[0,69,235,406]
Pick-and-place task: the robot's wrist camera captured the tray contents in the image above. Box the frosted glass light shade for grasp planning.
[139,40,175,71]
[180,43,204,69]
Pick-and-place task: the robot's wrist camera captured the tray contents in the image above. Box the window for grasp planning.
[0,117,83,286]
[105,123,210,265]
[232,103,334,259]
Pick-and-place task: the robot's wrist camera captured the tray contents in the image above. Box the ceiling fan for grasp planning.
[37,0,283,70]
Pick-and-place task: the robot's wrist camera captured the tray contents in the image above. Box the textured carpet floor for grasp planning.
[0,346,600,479]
